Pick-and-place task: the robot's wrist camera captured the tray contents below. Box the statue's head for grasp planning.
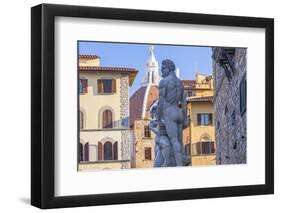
[161,59,175,77]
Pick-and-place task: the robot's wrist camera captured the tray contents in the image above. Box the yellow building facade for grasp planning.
[78,55,138,171]
[183,74,216,166]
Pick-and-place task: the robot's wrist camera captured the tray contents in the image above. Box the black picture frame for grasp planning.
[31,3,274,209]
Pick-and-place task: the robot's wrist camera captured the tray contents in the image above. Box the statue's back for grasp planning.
[165,76,183,106]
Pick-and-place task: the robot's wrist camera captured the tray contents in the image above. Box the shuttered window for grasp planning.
[191,141,215,155]
[97,79,116,94]
[97,141,118,161]
[144,125,151,138]
[144,147,152,160]
[79,79,88,94]
[104,142,113,160]
[197,113,213,125]
[103,80,112,93]
[102,110,113,128]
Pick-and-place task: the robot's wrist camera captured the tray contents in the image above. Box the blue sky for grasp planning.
[79,41,213,95]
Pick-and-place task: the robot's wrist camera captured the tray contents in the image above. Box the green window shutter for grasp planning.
[197,114,201,125]
[113,142,118,160]
[98,79,103,93]
[98,142,103,160]
[82,79,88,94]
[112,79,116,93]
[209,113,213,125]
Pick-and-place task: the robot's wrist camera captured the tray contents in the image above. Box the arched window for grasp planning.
[98,141,118,161]
[80,111,84,129]
[191,135,215,155]
[102,110,113,128]
[104,142,113,160]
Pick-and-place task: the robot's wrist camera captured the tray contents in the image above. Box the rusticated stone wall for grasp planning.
[120,73,129,128]
[213,48,247,165]
[120,74,131,168]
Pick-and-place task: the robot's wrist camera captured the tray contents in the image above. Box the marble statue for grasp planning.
[155,59,189,167]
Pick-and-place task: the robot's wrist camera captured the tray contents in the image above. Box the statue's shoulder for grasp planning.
[176,78,184,88]
[159,79,168,88]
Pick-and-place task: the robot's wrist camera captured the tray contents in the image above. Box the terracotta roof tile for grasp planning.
[80,66,138,86]
[187,95,213,102]
[182,80,196,89]
[79,66,137,72]
[79,55,100,59]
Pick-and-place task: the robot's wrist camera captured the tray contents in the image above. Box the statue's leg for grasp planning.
[154,152,164,167]
[165,120,183,166]
[178,123,188,163]
[161,145,171,167]
[154,144,164,167]
[169,154,176,166]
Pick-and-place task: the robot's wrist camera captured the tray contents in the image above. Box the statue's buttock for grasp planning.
[163,102,184,124]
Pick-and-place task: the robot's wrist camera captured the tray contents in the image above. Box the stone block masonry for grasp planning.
[213,48,247,165]
[120,73,129,127]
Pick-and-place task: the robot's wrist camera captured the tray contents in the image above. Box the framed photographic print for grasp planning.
[31,3,274,209]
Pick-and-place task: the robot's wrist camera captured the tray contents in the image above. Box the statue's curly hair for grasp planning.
[162,59,175,72]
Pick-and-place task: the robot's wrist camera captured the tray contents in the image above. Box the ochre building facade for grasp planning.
[183,74,216,166]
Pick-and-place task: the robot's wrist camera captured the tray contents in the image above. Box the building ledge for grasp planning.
[191,154,216,157]
[80,128,131,132]
[79,159,130,164]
